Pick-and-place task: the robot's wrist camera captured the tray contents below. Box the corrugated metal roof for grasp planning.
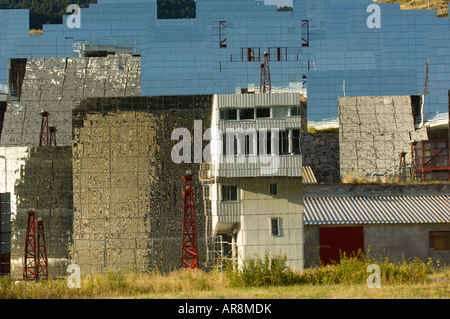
[304,195,450,225]
[302,166,317,184]
[216,93,300,108]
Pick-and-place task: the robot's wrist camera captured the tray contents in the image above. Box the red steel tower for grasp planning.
[37,220,49,280]
[23,211,37,279]
[49,126,57,146]
[181,174,199,269]
[23,211,48,280]
[39,111,50,147]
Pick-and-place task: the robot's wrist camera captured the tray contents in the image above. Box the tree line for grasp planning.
[0,0,292,30]
[0,0,96,29]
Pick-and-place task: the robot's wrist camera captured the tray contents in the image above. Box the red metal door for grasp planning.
[319,226,364,265]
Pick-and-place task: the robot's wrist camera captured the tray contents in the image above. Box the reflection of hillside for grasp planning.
[376,0,449,17]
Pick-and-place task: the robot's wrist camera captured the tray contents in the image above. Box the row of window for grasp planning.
[222,129,301,156]
[220,106,302,121]
[221,183,278,202]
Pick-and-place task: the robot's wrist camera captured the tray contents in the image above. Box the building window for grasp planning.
[292,129,301,154]
[272,107,288,118]
[271,217,281,237]
[411,95,423,126]
[290,106,301,117]
[242,133,257,155]
[279,131,289,155]
[222,185,238,201]
[223,133,238,156]
[220,109,237,121]
[239,108,255,120]
[257,130,272,155]
[256,108,271,118]
[269,183,278,195]
[429,231,450,251]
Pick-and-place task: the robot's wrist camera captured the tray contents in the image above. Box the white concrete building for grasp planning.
[201,93,305,270]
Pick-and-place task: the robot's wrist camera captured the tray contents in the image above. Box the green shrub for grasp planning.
[225,250,298,288]
[226,248,431,288]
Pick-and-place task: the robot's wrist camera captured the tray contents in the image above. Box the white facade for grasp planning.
[204,93,304,270]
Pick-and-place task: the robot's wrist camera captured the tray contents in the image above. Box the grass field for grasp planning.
[0,269,448,299]
[1,253,449,299]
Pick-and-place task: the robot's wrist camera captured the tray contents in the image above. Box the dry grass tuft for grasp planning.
[29,29,43,35]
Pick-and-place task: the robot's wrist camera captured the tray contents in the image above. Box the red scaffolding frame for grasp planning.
[420,140,450,181]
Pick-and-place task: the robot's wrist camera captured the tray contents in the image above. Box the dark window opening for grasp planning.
[222,185,238,201]
[220,109,237,121]
[223,133,238,156]
[411,95,423,126]
[279,131,289,155]
[242,133,256,155]
[291,106,302,117]
[269,183,278,195]
[9,59,27,100]
[271,217,281,236]
[429,231,450,251]
[258,131,272,155]
[239,109,255,120]
[292,129,301,154]
[256,108,271,118]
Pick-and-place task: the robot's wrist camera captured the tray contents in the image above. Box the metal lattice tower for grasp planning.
[39,111,49,147]
[49,126,57,146]
[37,220,49,280]
[23,211,48,280]
[23,211,37,279]
[398,152,407,183]
[181,174,199,270]
[260,52,271,93]
[410,142,423,181]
